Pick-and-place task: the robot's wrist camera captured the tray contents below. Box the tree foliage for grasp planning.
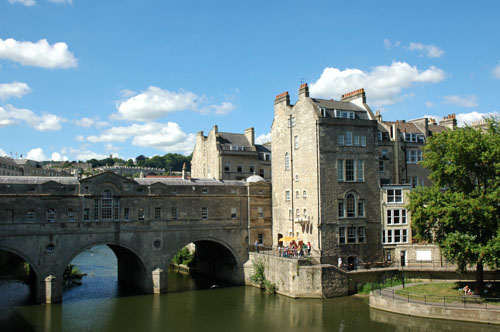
[409,119,500,292]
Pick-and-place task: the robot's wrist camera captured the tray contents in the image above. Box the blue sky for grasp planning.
[1,0,499,161]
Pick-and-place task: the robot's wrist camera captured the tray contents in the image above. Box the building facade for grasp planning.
[191,126,271,181]
[272,85,382,266]
[271,84,453,267]
[0,172,272,247]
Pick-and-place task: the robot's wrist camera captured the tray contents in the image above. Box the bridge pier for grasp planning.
[152,268,167,294]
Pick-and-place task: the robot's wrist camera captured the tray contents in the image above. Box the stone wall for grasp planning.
[370,291,500,325]
[244,253,348,298]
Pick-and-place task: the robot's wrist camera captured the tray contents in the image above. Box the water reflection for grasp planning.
[0,245,498,332]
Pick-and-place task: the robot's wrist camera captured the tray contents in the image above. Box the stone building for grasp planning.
[0,156,23,176]
[191,125,271,181]
[0,172,272,246]
[272,84,382,266]
[271,84,454,267]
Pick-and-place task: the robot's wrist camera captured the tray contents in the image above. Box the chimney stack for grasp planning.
[298,83,309,99]
[244,127,255,146]
[274,91,290,106]
[439,113,457,130]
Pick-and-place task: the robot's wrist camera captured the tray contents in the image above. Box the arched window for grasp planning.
[101,190,113,220]
[285,153,290,170]
[346,193,356,217]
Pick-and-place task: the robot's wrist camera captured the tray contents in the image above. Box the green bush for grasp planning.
[172,247,193,266]
[250,260,276,294]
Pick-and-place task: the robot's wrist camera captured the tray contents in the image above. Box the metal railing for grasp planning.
[376,286,500,310]
[249,245,321,261]
[397,260,495,271]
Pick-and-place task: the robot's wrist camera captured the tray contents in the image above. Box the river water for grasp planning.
[0,245,497,332]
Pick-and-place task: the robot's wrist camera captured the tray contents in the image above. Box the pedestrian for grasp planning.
[307,241,311,256]
[255,240,259,253]
[338,257,342,268]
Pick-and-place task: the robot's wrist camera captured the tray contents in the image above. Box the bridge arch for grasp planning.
[168,235,244,286]
[58,241,149,295]
[0,245,41,281]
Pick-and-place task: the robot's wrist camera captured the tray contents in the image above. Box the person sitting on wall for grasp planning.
[463,285,472,295]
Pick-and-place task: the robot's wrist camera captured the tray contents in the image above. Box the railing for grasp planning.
[249,245,321,262]
[375,286,500,310]
[397,260,495,271]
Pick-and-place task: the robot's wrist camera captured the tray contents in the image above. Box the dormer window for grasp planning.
[320,108,326,117]
[335,110,355,119]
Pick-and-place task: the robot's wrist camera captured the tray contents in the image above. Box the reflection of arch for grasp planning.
[0,245,40,279]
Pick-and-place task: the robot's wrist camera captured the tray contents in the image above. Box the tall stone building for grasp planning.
[191,125,271,181]
[271,84,453,267]
[272,84,381,265]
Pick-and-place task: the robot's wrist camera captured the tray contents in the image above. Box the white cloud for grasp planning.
[383,38,400,49]
[96,121,110,128]
[51,152,68,161]
[408,42,445,58]
[256,132,271,144]
[72,149,108,161]
[47,0,73,4]
[425,101,434,108]
[0,38,77,69]
[8,0,36,6]
[443,95,478,108]
[74,117,94,127]
[115,86,236,120]
[27,148,47,161]
[75,135,84,142]
[309,61,446,107]
[0,82,31,100]
[87,122,195,154]
[105,143,120,152]
[425,111,500,127]
[201,102,236,115]
[0,148,8,157]
[492,62,500,79]
[116,86,199,121]
[0,105,66,131]
[456,111,500,127]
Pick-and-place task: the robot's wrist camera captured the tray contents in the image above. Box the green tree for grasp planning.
[409,119,500,294]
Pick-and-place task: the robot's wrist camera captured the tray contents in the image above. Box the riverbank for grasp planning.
[369,283,500,325]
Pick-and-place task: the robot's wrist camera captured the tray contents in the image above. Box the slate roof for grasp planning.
[217,132,252,147]
[0,176,79,185]
[310,98,370,120]
[256,144,271,153]
[384,122,422,134]
[133,177,246,186]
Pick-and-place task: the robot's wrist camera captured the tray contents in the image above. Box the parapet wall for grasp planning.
[244,253,348,298]
[370,291,500,325]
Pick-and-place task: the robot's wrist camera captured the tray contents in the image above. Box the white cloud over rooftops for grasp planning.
[0,105,66,131]
[116,87,199,121]
[443,95,478,108]
[86,121,195,154]
[424,111,500,127]
[0,38,78,69]
[115,86,236,121]
[256,132,271,144]
[0,82,31,100]
[309,61,446,107]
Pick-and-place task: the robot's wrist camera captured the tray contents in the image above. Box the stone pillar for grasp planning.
[152,268,166,294]
[44,275,61,304]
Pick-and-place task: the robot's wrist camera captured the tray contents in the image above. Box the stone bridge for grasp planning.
[0,172,272,303]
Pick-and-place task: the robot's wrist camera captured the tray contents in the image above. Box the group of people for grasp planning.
[277,241,311,258]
